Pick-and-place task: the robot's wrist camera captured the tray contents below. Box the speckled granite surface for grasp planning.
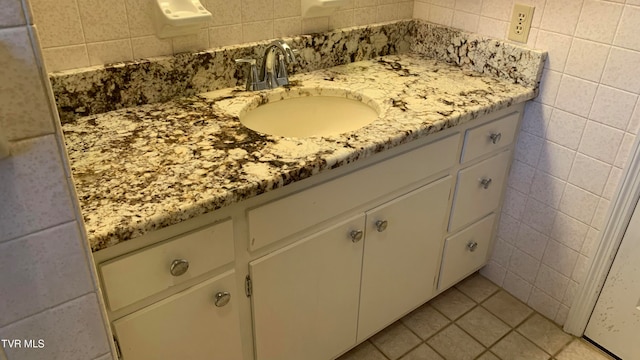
[51,20,545,125]
[51,21,414,124]
[62,52,543,251]
[412,22,544,89]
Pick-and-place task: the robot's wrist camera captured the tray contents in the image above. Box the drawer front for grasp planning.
[101,219,234,311]
[439,214,496,290]
[461,111,519,163]
[449,151,510,232]
[113,270,243,360]
[248,134,460,251]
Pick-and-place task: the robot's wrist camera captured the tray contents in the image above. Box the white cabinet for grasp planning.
[438,112,519,290]
[357,176,452,341]
[101,220,235,311]
[249,215,366,360]
[449,150,511,231]
[460,111,519,163]
[112,270,243,360]
[438,214,496,290]
[249,176,453,359]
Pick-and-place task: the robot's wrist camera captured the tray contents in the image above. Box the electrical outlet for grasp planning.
[508,4,534,43]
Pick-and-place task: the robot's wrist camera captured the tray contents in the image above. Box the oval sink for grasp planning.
[240,92,379,138]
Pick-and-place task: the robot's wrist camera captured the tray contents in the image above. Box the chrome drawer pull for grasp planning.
[375,220,388,232]
[490,132,502,144]
[467,241,478,252]
[169,259,190,276]
[214,291,231,307]
[350,230,364,243]
[480,178,492,189]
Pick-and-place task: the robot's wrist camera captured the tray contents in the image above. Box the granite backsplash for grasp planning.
[50,20,545,125]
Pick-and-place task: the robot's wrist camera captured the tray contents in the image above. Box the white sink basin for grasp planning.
[239,91,379,138]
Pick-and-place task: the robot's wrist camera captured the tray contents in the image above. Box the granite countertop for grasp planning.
[62,52,537,251]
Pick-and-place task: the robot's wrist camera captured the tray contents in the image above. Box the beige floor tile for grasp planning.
[477,351,500,360]
[428,288,476,320]
[371,322,421,360]
[482,291,534,327]
[427,324,485,360]
[491,332,550,360]
[555,339,616,360]
[455,273,499,303]
[401,304,451,340]
[517,314,573,355]
[337,341,387,360]
[400,344,444,360]
[456,307,511,347]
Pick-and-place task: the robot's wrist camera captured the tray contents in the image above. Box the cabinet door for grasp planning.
[250,214,365,360]
[358,176,452,341]
[112,270,243,360]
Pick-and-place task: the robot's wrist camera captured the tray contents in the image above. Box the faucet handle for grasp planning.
[235,58,264,91]
[235,58,256,65]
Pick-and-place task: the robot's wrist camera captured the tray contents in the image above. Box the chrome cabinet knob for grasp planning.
[489,132,502,144]
[480,178,492,189]
[350,230,364,243]
[214,291,231,307]
[467,241,478,252]
[170,259,189,276]
[375,220,388,232]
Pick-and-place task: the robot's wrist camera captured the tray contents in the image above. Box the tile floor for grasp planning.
[338,273,616,360]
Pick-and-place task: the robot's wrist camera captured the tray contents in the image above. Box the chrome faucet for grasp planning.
[235,40,297,91]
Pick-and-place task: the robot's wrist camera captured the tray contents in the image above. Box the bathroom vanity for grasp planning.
[93,103,521,360]
[56,20,545,360]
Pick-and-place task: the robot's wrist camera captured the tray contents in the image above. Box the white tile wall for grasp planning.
[539,0,582,36]
[535,30,572,72]
[0,135,76,243]
[537,141,576,181]
[515,223,549,260]
[601,47,640,93]
[555,75,598,117]
[564,39,609,82]
[545,110,586,150]
[0,294,110,360]
[0,0,26,27]
[30,0,415,71]
[567,154,611,196]
[574,0,622,43]
[502,271,533,303]
[542,240,579,278]
[614,5,640,51]
[578,121,624,164]
[417,1,640,325]
[0,27,54,141]
[0,0,113,358]
[0,222,95,327]
[521,198,556,235]
[589,85,637,130]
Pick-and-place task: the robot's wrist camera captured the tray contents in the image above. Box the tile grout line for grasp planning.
[415,283,503,359]
[353,275,593,360]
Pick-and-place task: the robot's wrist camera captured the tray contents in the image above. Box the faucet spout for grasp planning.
[234,39,297,91]
[261,40,297,88]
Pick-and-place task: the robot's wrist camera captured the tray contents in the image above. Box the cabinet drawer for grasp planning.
[101,219,234,311]
[113,270,243,360]
[461,112,519,163]
[248,134,459,251]
[449,151,510,231]
[439,214,496,290]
